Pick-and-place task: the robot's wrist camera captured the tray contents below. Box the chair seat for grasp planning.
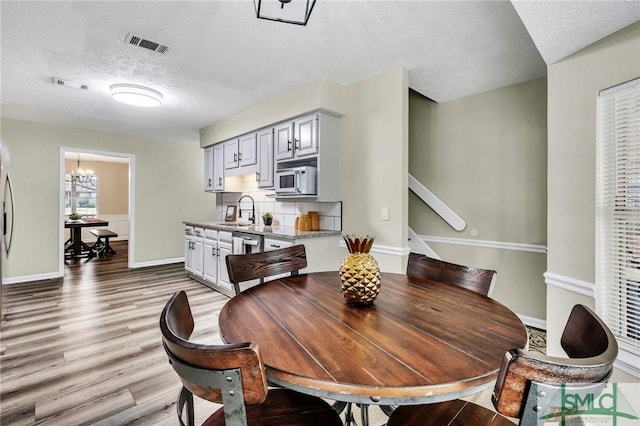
[387,399,516,426]
[202,388,343,425]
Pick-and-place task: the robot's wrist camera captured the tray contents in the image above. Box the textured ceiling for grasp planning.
[1,1,639,145]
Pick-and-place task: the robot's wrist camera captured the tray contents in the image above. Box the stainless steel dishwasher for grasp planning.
[231,230,263,254]
[231,231,264,293]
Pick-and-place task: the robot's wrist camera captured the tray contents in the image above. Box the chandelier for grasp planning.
[254,0,317,26]
[70,154,95,186]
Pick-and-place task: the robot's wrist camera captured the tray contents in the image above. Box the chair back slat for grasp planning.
[406,252,496,296]
[226,244,307,292]
[492,304,618,419]
[160,291,269,406]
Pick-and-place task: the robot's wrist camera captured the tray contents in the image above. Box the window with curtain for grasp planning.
[596,78,640,363]
[65,174,98,217]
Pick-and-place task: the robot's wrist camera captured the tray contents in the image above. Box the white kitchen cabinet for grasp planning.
[204,144,225,192]
[186,227,204,278]
[213,143,224,191]
[204,146,214,191]
[184,226,194,273]
[239,132,257,167]
[203,229,218,283]
[224,132,257,171]
[216,232,233,294]
[193,227,204,278]
[294,113,319,158]
[224,138,239,170]
[274,120,295,161]
[184,225,204,277]
[264,237,293,251]
[264,237,295,280]
[257,127,274,188]
[275,113,318,161]
[186,227,234,296]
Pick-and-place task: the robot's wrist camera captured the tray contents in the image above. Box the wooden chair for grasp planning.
[226,244,307,295]
[406,252,497,296]
[387,304,619,426]
[160,290,343,426]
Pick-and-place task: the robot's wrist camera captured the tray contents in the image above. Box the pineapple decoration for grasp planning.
[339,235,381,306]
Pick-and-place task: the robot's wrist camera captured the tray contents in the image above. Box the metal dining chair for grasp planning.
[226,244,307,295]
[406,252,497,296]
[386,304,619,426]
[160,290,343,426]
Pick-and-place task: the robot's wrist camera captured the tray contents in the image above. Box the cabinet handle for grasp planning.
[212,247,216,257]
[270,244,281,248]
[238,152,242,161]
[295,138,300,150]
[234,153,237,162]
[217,248,220,256]
[287,140,292,152]
[256,172,260,182]
[218,177,222,185]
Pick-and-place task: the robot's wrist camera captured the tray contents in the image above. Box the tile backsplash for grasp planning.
[217,191,342,231]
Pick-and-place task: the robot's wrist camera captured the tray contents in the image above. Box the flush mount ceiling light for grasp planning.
[254,0,317,26]
[110,84,163,107]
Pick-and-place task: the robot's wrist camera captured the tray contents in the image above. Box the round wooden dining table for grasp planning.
[219,271,528,410]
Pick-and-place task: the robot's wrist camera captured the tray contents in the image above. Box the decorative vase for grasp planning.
[308,211,319,231]
[298,214,310,231]
[339,235,381,306]
[263,217,273,226]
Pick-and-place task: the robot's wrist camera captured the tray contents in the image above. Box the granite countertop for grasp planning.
[183,220,341,241]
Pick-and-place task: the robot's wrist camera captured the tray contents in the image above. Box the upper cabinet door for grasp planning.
[275,121,295,161]
[224,138,239,169]
[238,132,257,167]
[294,113,319,158]
[257,127,274,188]
[213,143,225,191]
[204,146,214,191]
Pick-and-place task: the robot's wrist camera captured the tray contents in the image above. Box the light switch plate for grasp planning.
[381,206,390,221]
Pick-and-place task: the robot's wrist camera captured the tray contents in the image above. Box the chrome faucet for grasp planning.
[237,195,256,224]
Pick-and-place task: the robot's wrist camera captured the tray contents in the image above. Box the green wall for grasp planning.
[547,21,640,381]
[201,67,409,272]
[408,79,548,321]
[1,118,215,280]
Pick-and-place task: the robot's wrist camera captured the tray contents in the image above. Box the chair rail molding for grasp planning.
[543,271,593,298]
[420,235,547,254]
[409,174,466,232]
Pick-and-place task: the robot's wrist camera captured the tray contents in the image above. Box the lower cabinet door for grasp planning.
[216,242,233,293]
[203,240,218,283]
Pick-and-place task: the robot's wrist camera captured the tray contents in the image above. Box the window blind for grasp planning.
[596,77,640,349]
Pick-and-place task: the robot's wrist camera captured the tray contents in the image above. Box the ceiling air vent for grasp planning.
[125,33,169,54]
[52,78,88,90]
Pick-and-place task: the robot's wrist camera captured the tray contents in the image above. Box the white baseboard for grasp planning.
[131,257,183,269]
[3,272,62,285]
[519,314,546,330]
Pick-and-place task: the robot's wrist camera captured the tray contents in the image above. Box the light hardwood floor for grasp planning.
[0,242,227,425]
[1,242,541,425]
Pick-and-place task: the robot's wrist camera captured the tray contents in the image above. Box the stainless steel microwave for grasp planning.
[275,166,317,196]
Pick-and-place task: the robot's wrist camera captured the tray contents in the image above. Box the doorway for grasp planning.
[59,148,135,274]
